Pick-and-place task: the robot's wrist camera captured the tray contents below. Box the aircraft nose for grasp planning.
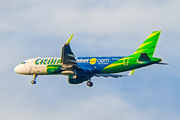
[14,64,30,74]
[14,65,21,74]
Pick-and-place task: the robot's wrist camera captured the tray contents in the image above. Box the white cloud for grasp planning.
[1,0,180,36]
[0,0,180,120]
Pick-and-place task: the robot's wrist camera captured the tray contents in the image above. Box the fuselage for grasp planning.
[14,56,125,75]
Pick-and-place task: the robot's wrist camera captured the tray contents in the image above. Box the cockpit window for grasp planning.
[21,62,26,64]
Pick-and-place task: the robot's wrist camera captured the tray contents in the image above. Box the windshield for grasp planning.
[21,62,26,64]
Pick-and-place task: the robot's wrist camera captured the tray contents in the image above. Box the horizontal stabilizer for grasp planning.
[128,69,135,75]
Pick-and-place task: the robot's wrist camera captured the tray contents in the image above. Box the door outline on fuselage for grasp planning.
[123,57,129,66]
[31,66,47,74]
[29,66,33,74]
[31,66,39,74]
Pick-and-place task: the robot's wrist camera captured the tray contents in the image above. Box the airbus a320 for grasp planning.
[14,31,167,87]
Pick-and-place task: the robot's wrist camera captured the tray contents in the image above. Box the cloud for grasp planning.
[1,0,180,36]
[0,0,180,120]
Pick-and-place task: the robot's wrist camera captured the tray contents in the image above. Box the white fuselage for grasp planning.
[14,58,61,75]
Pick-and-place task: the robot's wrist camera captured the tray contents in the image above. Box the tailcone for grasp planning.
[150,57,162,63]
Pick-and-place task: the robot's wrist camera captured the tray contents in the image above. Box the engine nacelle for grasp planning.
[47,65,61,74]
[68,75,88,84]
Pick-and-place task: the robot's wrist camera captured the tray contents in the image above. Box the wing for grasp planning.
[95,74,125,78]
[95,69,135,78]
[61,34,76,65]
[61,34,93,84]
[61,34,79,75]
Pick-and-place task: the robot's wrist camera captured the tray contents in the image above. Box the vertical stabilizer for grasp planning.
[131,31,161,58]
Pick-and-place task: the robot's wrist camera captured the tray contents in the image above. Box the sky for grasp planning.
[0,0,180,120]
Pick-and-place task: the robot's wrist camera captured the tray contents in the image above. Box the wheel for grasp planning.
[31,80,36,84]
[87,81,93,87]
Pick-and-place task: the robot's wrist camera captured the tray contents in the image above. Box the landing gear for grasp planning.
[31,74,37,85]
[31,80,36,84]
[87,80,93,87]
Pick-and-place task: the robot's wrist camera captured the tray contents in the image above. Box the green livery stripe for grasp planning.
[131,31,161,58]
[47,65,61,74]
[103,62,124,68]
[102,57,129,73]
[101,31,161,73]
[129,69,135,75]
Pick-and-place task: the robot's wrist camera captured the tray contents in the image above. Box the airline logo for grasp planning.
[89,58,97,65]
[77,58,109,65]
[35,58,61,65]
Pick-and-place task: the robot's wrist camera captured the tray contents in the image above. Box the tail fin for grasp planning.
[131,31,161,58]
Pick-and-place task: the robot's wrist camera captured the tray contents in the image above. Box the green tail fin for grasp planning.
[131,31,161,58]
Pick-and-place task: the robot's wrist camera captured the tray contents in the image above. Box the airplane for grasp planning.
[14,31,167,87]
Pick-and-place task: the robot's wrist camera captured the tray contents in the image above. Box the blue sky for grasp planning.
[0,0,180,120]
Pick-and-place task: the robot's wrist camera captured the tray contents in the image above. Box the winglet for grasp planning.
[66,34,74,44]
[128,69,135,75]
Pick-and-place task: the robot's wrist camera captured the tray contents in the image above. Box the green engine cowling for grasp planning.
[68,75,88,84]
[47,65,62,74]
